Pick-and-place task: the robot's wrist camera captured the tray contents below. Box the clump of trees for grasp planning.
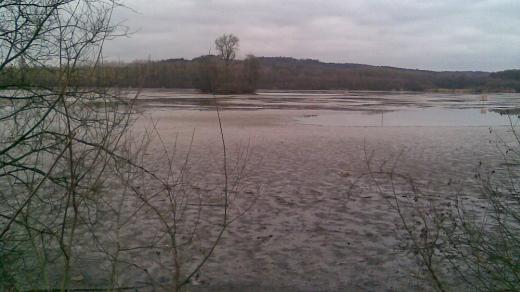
[196,34,260,94]
[0,33,262,94]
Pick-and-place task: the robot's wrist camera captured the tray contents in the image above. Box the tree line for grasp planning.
[2,38,520,93]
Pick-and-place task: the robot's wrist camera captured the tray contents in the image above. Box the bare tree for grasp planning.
[215,33,239,66]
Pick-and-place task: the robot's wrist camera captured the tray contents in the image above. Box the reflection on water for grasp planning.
[130,89,520,112]
[126,89,520,128]
[296,108,519,127]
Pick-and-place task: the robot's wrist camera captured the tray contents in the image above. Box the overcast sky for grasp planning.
[104,0,520,71]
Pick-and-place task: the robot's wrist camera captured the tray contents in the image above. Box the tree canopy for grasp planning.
[215,34,239,65]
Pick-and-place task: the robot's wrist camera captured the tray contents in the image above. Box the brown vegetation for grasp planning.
[3,57,519,93]
[0,2,249,291]
[361,124,520,291]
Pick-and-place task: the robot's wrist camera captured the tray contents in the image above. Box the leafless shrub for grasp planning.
[1,1,256,291]
[352,119,520,291]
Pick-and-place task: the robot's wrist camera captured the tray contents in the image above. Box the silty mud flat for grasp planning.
[131,89,520,291]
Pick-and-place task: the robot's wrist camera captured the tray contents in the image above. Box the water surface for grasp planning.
[296,108,519,127]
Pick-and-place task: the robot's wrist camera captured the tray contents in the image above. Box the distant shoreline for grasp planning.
[2,56,519,93]
[118,87,518,95]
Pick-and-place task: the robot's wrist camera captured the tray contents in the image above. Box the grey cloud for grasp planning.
[104,0,520,71]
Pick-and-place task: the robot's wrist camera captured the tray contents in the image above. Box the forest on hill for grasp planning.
[2,56,520,92]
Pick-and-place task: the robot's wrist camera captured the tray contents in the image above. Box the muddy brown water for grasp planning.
[125,90,520,291]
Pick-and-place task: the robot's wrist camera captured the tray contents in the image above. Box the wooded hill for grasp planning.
[2,56,520,92]
[255,57,518,92]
